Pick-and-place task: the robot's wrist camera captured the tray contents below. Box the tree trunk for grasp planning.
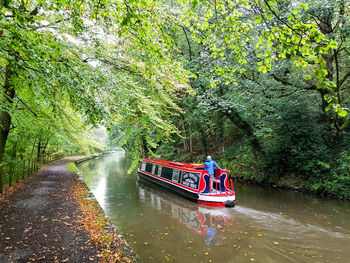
[213,104,264,160]
[189,126,193,161]
[37,139,41,160]
[198,126,208,157]
[0,66,15,193]
[224,110,264,160]
[0,112,12,191]
[317,17,347,132]
[30,138,37,161]
[41,137,51,157]
[216,113,225,156]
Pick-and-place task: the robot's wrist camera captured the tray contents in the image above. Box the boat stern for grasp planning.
[197,192,236,207]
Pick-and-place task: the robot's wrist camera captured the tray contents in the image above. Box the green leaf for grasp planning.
[267,0,277,6]
[325,104,333,111]
[254,17,262,24]
[299,3,309,10]
[323,94,332,103]
[329,40,337,49]
[338,109,348,117]
[191,0,199,9]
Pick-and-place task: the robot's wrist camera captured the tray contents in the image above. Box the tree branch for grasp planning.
[272,74,293,86]
[262,0,302,38]
[339,70,350,89]
[15,95,38,117]
[180,25,192,61]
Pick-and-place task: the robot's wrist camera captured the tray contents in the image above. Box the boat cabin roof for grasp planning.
[142,158,204,170]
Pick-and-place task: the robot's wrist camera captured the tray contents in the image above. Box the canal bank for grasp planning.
[0,156,140,263]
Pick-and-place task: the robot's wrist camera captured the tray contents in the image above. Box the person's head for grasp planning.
[207,156,211,159]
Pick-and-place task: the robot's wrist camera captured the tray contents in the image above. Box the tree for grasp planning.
[179,0,348,126]
[0,0,192,189]
[0,0,112,191]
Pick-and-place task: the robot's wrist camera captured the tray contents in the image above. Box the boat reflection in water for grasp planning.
[138,182,234,245]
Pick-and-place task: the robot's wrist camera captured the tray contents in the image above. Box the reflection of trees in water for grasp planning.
[81,153,130,178]
[139,184,234,244]
[80,152,139,206]
[181,210,200,229]
[87,159,98,170]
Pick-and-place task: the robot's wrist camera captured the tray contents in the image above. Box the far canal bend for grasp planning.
[78,151,350,263]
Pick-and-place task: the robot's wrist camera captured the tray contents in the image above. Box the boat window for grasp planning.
[141,162,146,171]
[151,164,156,174]
[154,165,159,175]
[181,172,200,190]
[157,166,162,177]
[172,169,181,183]
[145,162,153,173]
[161,166,173,180]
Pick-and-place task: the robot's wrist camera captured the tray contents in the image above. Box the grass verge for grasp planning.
[66,162,78,173]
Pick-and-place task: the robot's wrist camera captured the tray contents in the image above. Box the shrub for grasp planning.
[313,151,350,199]
[262,99,330,183]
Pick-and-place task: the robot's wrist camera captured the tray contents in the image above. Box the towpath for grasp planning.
[0,157,136,263]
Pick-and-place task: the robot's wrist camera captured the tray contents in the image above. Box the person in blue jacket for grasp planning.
[204,156,221,182]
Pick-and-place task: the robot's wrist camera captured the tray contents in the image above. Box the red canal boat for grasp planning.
[137,158,236,207]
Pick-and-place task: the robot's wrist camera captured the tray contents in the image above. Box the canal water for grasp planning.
[79,152,350,263]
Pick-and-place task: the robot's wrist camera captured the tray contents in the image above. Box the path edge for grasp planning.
[72,157,142,263]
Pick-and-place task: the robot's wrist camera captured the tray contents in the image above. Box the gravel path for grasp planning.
[0,157,102,263]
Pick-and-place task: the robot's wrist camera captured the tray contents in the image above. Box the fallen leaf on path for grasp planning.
[24,226,32,233]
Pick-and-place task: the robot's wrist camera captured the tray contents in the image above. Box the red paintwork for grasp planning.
[198,201,226,207]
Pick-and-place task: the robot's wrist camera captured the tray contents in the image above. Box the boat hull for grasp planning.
[138,169,235,207]
[197,192,236,207]
[138,170,199,201]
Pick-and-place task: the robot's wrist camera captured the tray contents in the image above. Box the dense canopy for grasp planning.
[1,0,349,198]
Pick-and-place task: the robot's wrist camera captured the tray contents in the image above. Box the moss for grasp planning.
[66,162,78,173]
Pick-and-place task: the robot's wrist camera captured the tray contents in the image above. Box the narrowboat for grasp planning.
[137,158,236,207]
